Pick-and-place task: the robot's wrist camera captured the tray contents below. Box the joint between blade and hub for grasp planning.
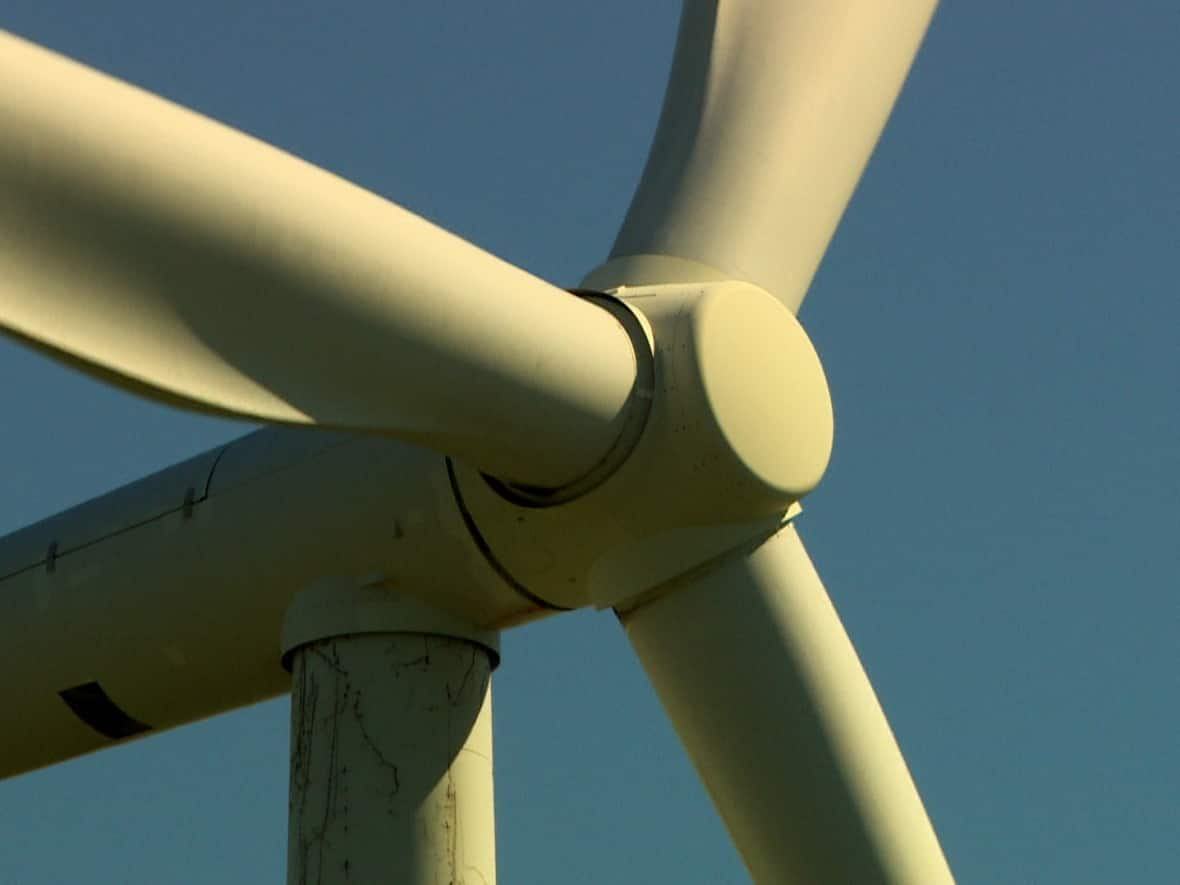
[481,290,656,508]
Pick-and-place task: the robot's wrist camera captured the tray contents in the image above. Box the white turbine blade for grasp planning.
[0,31,638,488]
[584,0,938,312]
[619,524,953,883]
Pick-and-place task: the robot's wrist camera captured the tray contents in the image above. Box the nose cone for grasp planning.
[680,282,834,512]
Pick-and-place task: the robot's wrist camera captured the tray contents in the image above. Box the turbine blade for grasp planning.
[0,31,638,488]
[584,0,938,312]
[619,524,953,883]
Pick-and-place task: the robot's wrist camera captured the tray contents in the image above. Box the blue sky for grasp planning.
[1,2,1178,882]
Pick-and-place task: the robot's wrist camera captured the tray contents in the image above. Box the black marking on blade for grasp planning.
[58,681,151,740]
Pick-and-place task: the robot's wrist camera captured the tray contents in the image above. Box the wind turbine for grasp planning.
[0,2,953,882]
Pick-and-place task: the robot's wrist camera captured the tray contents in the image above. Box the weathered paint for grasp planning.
[288,633,496,885]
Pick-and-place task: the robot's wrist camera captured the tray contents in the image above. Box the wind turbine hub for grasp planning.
[451,281,834,611]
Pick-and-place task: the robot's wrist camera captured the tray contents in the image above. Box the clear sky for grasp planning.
[1,2,1177,882]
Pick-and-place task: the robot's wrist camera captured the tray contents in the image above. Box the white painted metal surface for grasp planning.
[619,523,953,883]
